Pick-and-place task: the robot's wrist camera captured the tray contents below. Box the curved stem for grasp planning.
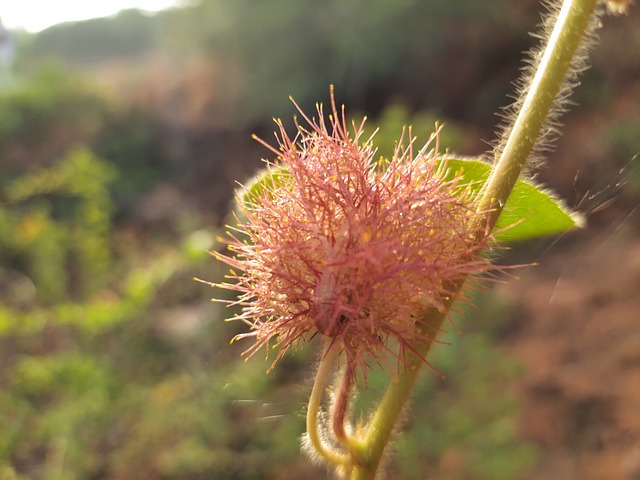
[306,339,350,467]
[332,363,354,447]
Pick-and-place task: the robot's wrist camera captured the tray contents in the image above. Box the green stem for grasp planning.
[348,0,600,477]
[306,339,350,467]
[349,309,445,479]
[478,0,599,231]
[350,360,423,480]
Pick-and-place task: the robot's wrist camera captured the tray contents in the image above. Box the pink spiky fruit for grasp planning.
[211,91,498,378]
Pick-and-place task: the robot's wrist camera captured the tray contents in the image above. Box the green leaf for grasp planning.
[230,167,291,237]
[239,166,290,209]
[441,157,584,242]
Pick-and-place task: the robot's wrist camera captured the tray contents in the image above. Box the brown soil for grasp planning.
[498,223,640,479]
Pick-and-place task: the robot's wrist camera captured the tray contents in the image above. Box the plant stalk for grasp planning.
[348,305,449,480]
[478,0,599,231]
[306,339,350,467]
[332,364,354,447]
[346,0,600,477]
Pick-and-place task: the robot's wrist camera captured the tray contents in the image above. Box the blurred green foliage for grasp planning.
[0,142,307,478]
[0,62,178,214]
[15,0,503,135]
[363,103,465,161]
[1,148,115,301]
[0,65,109,167]
[20,9,166,66]
[154,0,531,126]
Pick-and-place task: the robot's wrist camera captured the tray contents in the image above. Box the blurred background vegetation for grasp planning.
[1,1,639,479]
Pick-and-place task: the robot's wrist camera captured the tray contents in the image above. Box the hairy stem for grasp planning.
[332,364,354,447]
[306,339,350,467]
[478,0,599,230]
[347,0,601,477]
[348,306,449,480]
